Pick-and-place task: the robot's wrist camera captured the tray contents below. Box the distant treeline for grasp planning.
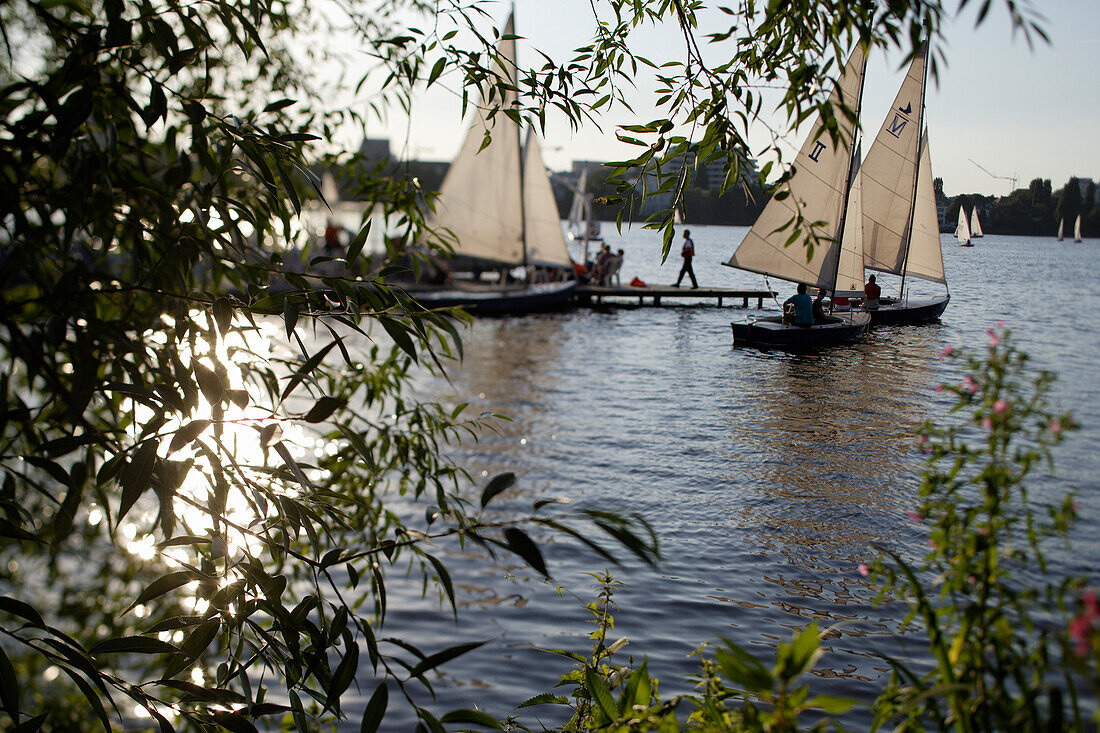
[974,177,1098,237]
[323,158,1096,238]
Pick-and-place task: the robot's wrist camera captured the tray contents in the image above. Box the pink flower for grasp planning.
[993,399,1008,414]
[964,375,978,393]
[940,344,953,358]
[1085,589,1099,618]
[935,384,944,393]
[996,320,1005,329]
[977,527,988,535]
[907,511,923,523]
[988,328,1000,347]
[858,563,870,577]
[1051,420,1063,435]
[918,434,928,444]
[982,416,993,429]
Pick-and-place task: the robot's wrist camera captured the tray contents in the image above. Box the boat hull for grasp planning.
[868,295,949,325]
[408,280,576,315]
[731,312,871,348]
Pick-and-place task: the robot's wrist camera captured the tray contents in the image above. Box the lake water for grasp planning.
[352,225,1100,730]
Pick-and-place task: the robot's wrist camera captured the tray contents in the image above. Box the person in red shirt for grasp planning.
[864,274,881,310]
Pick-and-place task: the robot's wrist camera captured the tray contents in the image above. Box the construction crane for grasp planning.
[970,159,1018,194]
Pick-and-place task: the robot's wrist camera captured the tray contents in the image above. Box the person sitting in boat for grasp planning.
[812,289,829,324]
[782,283,814,327]
[864,274,881,310]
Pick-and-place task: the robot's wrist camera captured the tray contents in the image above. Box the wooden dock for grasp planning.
[574,285,776,308]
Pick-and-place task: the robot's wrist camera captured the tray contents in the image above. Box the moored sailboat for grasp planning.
[858,42,950,324]
[412,13,575,314]
[725,44,871,348]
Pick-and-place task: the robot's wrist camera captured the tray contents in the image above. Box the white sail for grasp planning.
[1058,219,1064,241]
[431,15,524,265]
[568,170,587,238]
[955,206,971,244]
[970,207,984,237]
[835,153,865,298]
[904,132,946,284]
[861,45,927,274]
[523,131,573,268]
[728,44,867,290]
[1075,214,1083,242]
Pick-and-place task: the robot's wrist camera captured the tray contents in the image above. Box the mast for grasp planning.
[898,41,930,300]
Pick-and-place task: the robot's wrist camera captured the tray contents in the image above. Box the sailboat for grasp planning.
[1074,214,1083,242]
[858,43,951,324]
[726,44,871,348]
[1058,219,1064,241]
[970,207,984,238]
[955,207,973,246]
[567,170,602,244]
[413,13,576,314]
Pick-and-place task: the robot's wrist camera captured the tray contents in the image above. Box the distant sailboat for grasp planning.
[1058,219,1064,241]
[725,44,871,347]
[955,207,973,246]
[1074,214,1083,243]
[416,13,575,313]
[858,42,949,324]
[970,207,984,238]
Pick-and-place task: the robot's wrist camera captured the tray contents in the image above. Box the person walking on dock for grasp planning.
[673,229,698,288]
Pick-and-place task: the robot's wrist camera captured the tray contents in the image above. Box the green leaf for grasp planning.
[119,440,159,522]
[360,683,388,733]
[0,646,19,719]
[325,640,359,711]
[345,220,371,265]
[427,57,446,87]
[409,640,487,677]
[283,297,299,339]
[0,596,45,627]
[168,420,211,454]
[503,527,548,577]
[193,362,225,405]
[90,636,179,655]
[585,666,617,722]
[132,570,202,608]
[716,639,773,693]
[212,297,232,334]
[379,317,417,363]
[438,709,503,729]
[806,694,855,714]
[302,396,343,423]
[480,472,516,508]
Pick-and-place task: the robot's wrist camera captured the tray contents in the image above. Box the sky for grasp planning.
[363,0,1099,198]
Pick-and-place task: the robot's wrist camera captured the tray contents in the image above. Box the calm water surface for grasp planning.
[352,226,1100,729]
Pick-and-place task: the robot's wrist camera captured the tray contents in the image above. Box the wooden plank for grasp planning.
[574,285,775,308]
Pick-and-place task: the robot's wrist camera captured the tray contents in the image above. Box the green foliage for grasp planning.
[0,1,663,729]
[0,0,1056,730]
[511,573,850,731]
[869,327,1092,731]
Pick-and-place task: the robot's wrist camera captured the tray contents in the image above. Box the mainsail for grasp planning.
[970,208,984,238]
[904,132,946,284]
[1075,214,1083,242]
[431,14,570,270]
[523,131,572,268]
[861,44,928,274]
[955,207,971,244]
[727,44,867,290]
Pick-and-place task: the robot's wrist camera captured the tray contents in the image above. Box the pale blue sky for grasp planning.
[369,1,1098,197]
